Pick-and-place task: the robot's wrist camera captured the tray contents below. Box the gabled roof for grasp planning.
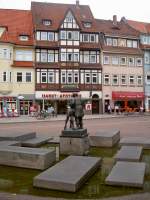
[0,9,33,46]
[96,18,140,38]
[31,1,98,32]
[127,20,150,34]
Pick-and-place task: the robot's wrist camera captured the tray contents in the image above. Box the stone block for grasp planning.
[120,137,150,149]
[22,136,51,147]
[0,146,56,170]
[89,130,120,147]
[48,137,60,144]
[60,129,89,155]
[114,146,143,162]
[0,141,21,146]
[0,132,36,141]
[105,161,146,188]
[33,155,101,192]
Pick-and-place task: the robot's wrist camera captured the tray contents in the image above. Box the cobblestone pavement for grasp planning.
[0,192,150,200]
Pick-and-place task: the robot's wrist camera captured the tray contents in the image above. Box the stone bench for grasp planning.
[0,132,36,141]
[22,136,51,147]
[114,146,143,162]
[120,137,150,149]
[105,161,146,188]
[0,146,56,170]
[89,130,120,147]
[33,155,101,192]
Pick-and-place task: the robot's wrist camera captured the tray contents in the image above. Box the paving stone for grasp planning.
[114,146,143,162]
[0,141,21,146]
[105,161,146,188]
[0,132,36,141]
[22,136,51,147]
[120,137,150,149]
[89,130,120,147]
[33,155,101,192]
[0,146,56,170]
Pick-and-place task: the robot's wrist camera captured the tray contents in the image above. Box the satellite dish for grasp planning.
[18,95,24,100]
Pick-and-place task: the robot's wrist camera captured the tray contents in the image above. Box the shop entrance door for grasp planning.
[92,94,99,114]
[57,100,67,114]
[20,101,32,115]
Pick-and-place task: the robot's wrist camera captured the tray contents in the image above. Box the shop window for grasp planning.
[129,75,135,85]
[103,56,109,64]
[128,57,135,66]
[136,58,142,66]
[112,56,119,65]
[120,57,127,65]
[137,75,142,86]
[17,72,22,82]
[26,72,31,82]
[112,74,119,85]
[104,74,110,85]
[121,75,127,85]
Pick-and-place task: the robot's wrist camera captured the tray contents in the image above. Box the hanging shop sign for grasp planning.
[85,103,92,111]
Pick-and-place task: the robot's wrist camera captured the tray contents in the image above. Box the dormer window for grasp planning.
[43,20,52,26]
[83,22,92,28]
[19,35,29,41]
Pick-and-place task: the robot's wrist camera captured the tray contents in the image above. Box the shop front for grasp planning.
[35,91,102,114]
[112,91,144,112]
[0,96,17,117]
[18,94,35,115]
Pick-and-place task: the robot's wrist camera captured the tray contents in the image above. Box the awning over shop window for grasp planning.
[112,91,144,100]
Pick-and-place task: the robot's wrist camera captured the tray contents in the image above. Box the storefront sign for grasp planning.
[85,103,92,111]
[42,93,81,99]
[112,92,144,99]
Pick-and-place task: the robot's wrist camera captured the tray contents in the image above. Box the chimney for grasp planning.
[113,15,117,26]
[76,0,79,6]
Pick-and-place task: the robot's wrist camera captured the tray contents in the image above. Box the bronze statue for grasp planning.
[64,94,84,130]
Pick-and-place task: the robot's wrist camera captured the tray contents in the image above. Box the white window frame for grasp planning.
[112,56,119,65]
[26,72,32,82]
[120,57,127,65]
[112,74,119,85]
[103,56,110,65]
[136,58,142,66]
[48,70,54,83]
[137,75,142,86]
[104,74,110,85]
[121,74,127,85]
[41,71,47,83]
[129,75,135,85]
[128,57,135,66]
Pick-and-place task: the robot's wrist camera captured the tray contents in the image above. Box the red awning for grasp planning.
[112,91,144,100]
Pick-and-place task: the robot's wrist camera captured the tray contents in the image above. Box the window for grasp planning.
[68,32,72,40]
[43,20,51,26]
[2,48,11,59]
[129,75,135,85]
[60,31,66,40]
[121,75,127,85]
[112,56,119,65]
[104,56,109,64]
[133,40,138,48]
[119,39,126,47]
[128,57,135,66]
[106,38,112,46]
[15,50,33,61]
[92,73,98,84]
[112,74,119,85]
[60,49,79,62]
[137,75,142,86]
[41,71,47,83]
[145,54,149,64]
[17,72,22,82]
[48,32,54,41]
[41,32,47,40]
[146,74,150,84]
[2,72,7,82]
[61,71,66,83]
[113,38,118,46]
[67,71,73,83]
[120,57,126,65]
[74,31,79,40]
[74,71,79,83]
[127,40,132,48]
[26,72,31,82]
[41,50,47,62]
[83,34,89,42]
[83,22,92,28]
[90,54,96,63]
[104,74,110,85]
[90,34,95,42]
[136,58,142,66]
[48,70,54,83]
[19,35,29,41]
[85,72,91,83]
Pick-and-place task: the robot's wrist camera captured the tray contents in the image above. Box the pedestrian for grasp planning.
[108,104,111,114]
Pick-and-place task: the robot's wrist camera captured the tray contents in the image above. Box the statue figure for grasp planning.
[64,94,84,130]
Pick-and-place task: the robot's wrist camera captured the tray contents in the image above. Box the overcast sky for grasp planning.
[0,0,150,22]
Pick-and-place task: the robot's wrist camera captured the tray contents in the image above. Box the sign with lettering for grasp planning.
[85,103,92,111]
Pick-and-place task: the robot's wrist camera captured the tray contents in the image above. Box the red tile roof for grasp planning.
[0,9,33,46]
[127,20,150,34]
[96,19,140,38]
[31,2,98,32]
